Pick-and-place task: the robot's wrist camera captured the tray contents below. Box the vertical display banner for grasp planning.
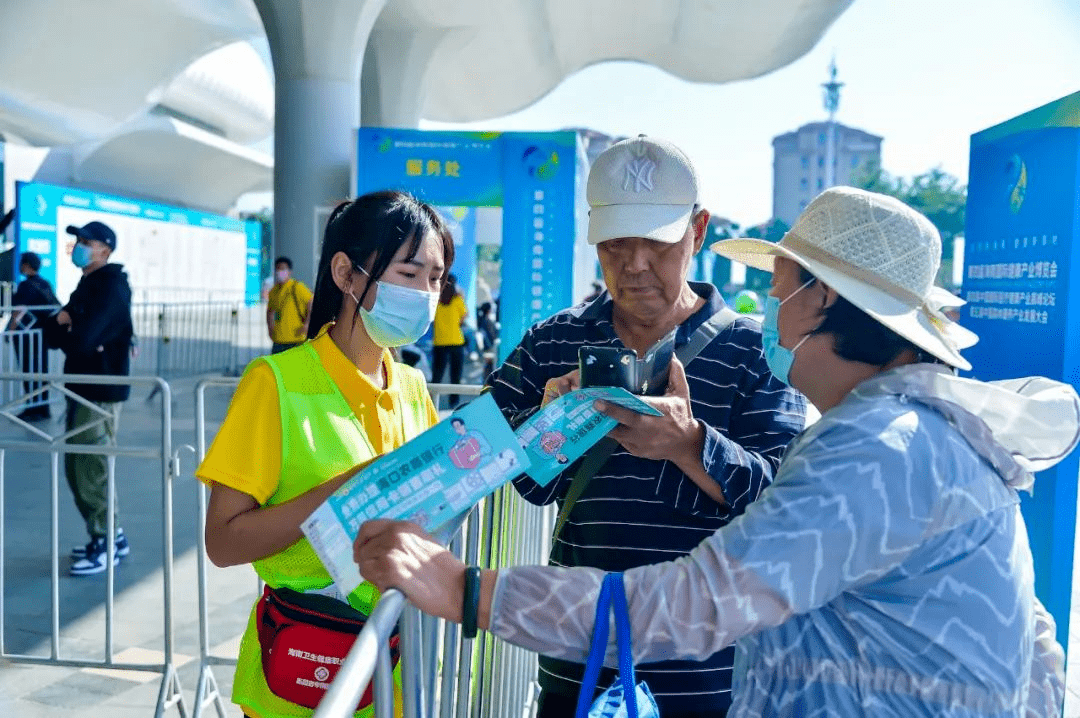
[963,91,1080,652]
[355,129,578,362]
[14,180,262,304]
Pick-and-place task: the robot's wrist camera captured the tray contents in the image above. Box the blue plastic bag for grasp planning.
[574,573,660,718]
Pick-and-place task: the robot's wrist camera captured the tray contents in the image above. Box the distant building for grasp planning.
[771,62,882,227]
[772,121,882,226]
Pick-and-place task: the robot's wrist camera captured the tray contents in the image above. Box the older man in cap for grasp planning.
[357,186,1070,717]
[481,135,806,717]
[44,221,135,576]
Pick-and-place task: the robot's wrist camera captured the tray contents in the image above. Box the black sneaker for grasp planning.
[71,528,129,559]
[70,537,121,576]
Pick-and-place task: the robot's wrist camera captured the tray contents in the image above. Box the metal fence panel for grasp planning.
[132,301,270,379]
[310,384,555,718]
[0,372,185,718]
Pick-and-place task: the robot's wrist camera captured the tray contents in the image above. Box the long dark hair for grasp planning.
[307,191,455,339]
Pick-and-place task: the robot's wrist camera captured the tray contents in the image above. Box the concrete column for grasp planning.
[272,77,354,283]
[361,27,449,127]
[252,0,390,286]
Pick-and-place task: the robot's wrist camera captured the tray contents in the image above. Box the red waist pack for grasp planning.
[256,584,400,711]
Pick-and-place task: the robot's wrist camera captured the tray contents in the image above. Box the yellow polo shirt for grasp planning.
[197,327,439,502]
[267,278,313,346]
[432,294,467,347]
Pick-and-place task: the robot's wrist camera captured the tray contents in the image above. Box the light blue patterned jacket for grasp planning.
[490,364,1076,716]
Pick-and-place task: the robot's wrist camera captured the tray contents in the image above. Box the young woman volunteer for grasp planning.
[197,190,454,718]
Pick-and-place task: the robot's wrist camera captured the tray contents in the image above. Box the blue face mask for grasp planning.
[761,278,814,386]
[71,243,93,268]
[350,265,439,348]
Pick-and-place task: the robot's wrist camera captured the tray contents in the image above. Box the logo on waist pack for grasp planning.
[288,647,342,665]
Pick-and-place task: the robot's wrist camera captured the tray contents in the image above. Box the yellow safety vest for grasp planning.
[234,342,429,718]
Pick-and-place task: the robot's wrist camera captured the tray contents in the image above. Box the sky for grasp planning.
[420,0,1080,227]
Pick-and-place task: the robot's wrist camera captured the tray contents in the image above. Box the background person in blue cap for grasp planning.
[43,220,135,576]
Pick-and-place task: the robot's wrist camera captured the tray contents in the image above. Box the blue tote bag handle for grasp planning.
[574,573,648,718]
[610,572,639,709]
[575,574,615,717]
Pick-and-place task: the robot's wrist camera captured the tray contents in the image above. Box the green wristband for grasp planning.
[462,566,481,639]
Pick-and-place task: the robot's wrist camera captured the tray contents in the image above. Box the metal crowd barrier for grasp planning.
[132,301,270,379]
[194,379,546,718]
[315,488,553,718]
[0,372,185,718]
[0,297,269,409]
[0,325,51,411]
[312,384,554,718]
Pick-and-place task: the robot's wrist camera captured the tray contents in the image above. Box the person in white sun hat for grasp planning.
[354,186,1078,717]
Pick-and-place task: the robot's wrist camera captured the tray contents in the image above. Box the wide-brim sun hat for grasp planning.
[710,186,978,370]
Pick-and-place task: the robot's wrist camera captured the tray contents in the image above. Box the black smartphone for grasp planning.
[579,346,639,393]
[636,329,676,396]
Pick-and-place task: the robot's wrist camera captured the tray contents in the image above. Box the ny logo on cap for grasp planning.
[622,145,656,193]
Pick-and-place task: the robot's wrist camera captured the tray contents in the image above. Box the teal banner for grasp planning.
[15,180,261,304]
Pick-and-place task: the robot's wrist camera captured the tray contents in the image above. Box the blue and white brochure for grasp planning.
[302,393,529,594]
[515,387,662,488]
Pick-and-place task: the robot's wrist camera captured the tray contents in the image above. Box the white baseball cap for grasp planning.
[710,186,978,370]
[587,135,699,245]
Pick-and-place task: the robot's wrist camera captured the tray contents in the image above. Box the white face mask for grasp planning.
[350,269,439,348]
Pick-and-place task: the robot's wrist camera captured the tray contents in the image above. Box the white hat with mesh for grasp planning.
[710,186,978,369]
[587,135,698,245]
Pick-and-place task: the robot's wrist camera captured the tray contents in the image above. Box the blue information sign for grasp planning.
[963,91,1080,649]
[355,129,579,361]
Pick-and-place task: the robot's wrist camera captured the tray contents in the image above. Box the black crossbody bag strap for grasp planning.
[552,306,741,539]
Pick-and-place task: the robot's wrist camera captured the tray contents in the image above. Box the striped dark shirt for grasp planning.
[486,282,806,715]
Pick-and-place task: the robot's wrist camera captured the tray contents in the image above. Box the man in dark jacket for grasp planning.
[43,221,134,576]
[7,251,59,420]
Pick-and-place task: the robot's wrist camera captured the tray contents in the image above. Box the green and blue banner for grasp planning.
[963,90,1080,651]
[356,129,579,360]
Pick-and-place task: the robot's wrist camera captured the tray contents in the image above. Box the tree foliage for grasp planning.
[853,164,966,244]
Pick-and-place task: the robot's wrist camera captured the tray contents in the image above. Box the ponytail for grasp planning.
[306,202,351,339]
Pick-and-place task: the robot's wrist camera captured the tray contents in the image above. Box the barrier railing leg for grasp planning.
[374,640,395,718]
[401,605,426,718]
[51,450,60,660]
[455,506,481,718]
[422,612,439,717]
[155,662,187,718]
[439,533,463,718]
[194,662,228,718]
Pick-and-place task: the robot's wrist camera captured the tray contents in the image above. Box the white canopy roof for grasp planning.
[0,0,853,211]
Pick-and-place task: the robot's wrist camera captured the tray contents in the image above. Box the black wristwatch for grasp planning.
[462,566,482,639]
